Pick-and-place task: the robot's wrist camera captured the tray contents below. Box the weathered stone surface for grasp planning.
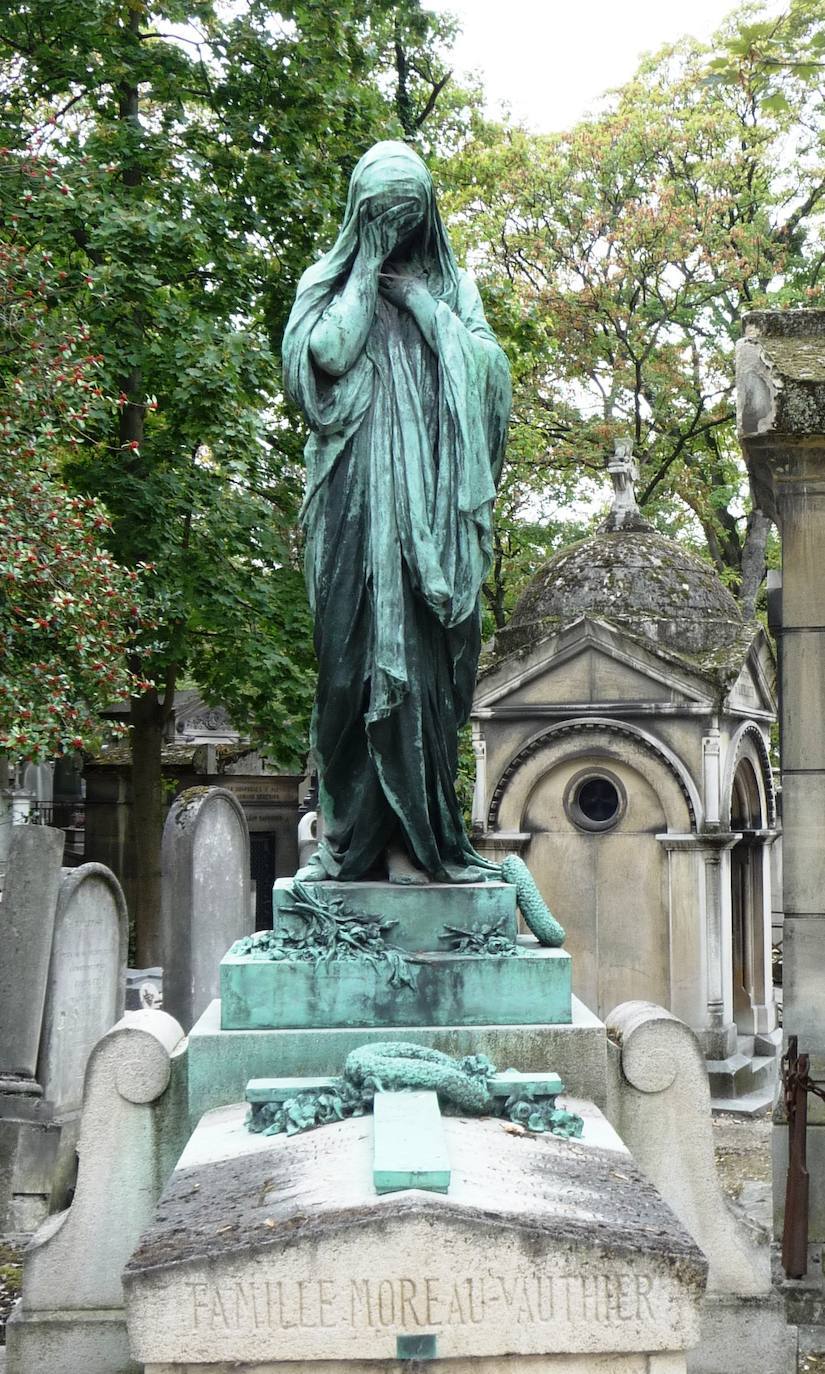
[6,1010,188,1374]
[221,938,571,1031]
[39,863,128,1114]
[124,1107,706,1367]
[273,877,517,953]
[496,530,744,661]
[0,857,128,1230]
[188,996,608,1126]
[144,1356,689,1374]
[161,787,252,1032]
[606,1002,769,1297]
[737,311,825,1232]
[737,310,825,454]
[0,825,64,1079]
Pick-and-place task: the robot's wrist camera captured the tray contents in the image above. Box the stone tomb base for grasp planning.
[124,1103,706,1371]
[223,879,571,1031]
[145,1356,688,1372]
[221,937,571,1030]
[187,995,608,1125]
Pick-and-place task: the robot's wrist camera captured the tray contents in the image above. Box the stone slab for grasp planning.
[143,1356,689,1374]
[221,938,571,1031]
[273,878,518,953]
[0,825,64,1078]
[686,1290,796,1374]
[39,864,128,1114]
[5,1306,139,1374]
[162,788,252,1032]
[372,1090,450,1194]
[176,1097,628,1171]
[190,997,607,1126]
[124,1108,706,1366]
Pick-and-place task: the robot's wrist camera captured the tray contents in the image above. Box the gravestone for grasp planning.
[0,825,64,1081]
[39,864,128,1115]
[0,849,127,1230]
[124,1104,707,1372]
[161,787,252,1032]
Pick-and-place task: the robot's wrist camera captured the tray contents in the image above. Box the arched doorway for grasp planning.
[730,756,766,1035]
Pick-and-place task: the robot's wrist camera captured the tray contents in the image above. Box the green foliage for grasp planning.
[441,0,825,615]
[0,155,152,759]
[0,0,471,770]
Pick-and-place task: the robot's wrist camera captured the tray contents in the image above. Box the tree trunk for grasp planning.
[739,506,772,621]
[129,687,165,965]
[121,8,160,964]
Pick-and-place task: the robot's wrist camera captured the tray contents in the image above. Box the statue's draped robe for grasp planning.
[283,145,511,880]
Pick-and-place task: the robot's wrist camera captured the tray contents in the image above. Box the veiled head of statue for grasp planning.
[342,140,459,303]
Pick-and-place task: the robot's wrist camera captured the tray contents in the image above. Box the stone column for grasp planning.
[470,720,488,832]
[656,833,739,1054]
[737,309,825,1268]
[737,310,825,1047]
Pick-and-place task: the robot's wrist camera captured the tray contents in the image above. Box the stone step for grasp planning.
[710,1085,775,1117]
[707,1050,778,1099]
[799,1323,825,1355]
[187,995,607,1128]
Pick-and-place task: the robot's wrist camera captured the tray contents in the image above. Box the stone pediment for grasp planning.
[124,1109,705,1367]
[476,616,718,715]
[725,629,776,718]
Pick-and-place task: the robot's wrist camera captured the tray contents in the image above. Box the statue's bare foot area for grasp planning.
[386,844,430,885]
[295,851,328,882]
[442,863,495,884]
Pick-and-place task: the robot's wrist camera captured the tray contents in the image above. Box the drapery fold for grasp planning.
[283,142,511,880]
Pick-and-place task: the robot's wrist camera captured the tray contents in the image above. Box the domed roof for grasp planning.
[501,529,744,660]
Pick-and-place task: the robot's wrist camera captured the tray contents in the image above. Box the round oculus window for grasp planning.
[566,771,625,832]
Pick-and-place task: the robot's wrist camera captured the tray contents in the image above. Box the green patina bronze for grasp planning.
[439,917,516,956]
[498,854,566,946]
[230,879,415,988]
[283,140,511,885]
[245,1042,584,1141]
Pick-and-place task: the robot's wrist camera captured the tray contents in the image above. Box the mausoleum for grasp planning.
[472,447,781,1106]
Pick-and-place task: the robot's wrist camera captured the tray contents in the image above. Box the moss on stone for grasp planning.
[759,337,825,383]
[504,530,742,659]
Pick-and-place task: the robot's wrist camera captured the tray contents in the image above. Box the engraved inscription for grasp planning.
[186,1272,658,1334]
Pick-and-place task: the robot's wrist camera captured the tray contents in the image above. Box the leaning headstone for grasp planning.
[0,852,127,1231]
[161,787,251,1032]
[6,1009,188,1374]
[0,825,64,1080]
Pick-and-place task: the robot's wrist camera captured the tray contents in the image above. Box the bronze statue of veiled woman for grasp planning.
[283,141,511,884]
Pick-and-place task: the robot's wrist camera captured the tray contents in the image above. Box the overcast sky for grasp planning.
[428,0,783,131]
